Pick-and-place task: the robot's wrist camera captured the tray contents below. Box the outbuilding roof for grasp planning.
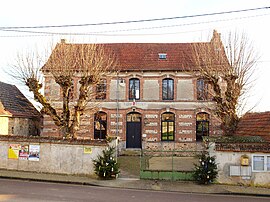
[0,81,40,118]
[235,111,270,142]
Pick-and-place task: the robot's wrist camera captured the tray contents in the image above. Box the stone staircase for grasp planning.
[118,148,142,156]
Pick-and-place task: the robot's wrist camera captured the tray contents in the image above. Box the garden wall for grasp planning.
[209,142,270,187]
[0,136,116,176]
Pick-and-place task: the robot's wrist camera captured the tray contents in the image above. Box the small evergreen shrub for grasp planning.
[193,151,218,185]
[93,147,120,179]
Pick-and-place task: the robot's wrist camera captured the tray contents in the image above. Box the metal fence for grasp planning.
[140,149,203,181]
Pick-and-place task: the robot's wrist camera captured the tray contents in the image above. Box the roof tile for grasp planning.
[0,81,40,118]
[235,112,270,142]
[43,42,207,71]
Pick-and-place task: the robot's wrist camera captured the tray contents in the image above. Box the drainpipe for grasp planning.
[116,71,120,158]
[116,71,119,138]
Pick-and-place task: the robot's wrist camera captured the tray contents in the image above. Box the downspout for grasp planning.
[116,71,119,138]
[115,71,120,159]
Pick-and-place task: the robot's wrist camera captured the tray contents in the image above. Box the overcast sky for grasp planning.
[0,0,269,112]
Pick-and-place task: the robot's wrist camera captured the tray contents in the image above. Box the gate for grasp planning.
[140,149,202,181]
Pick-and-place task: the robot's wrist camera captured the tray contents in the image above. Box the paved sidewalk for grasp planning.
[0,169,269,197]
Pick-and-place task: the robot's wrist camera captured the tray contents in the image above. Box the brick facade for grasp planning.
[42,71,223,149]
[42,34,224,149]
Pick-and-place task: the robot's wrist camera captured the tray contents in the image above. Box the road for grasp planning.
[0,178,269,202]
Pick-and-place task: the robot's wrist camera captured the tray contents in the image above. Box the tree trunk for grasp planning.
[69,76,94,138]
[26,78,62,126]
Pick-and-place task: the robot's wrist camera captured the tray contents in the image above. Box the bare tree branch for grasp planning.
[190,30,258,136]
[8,41,116,138]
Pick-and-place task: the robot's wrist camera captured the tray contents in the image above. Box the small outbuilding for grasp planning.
[209,111,270,187]
[0,81,41,136]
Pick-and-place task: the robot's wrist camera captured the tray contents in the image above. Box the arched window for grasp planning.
[162,78,174,100]
[197,79,208,100]
[161,112,175,141]
[94,111,107,139]
[129,78,140,100]
[196,112,209,141]
[126,112,141,122]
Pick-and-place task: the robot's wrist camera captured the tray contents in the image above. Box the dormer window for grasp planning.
[158,53,167,60]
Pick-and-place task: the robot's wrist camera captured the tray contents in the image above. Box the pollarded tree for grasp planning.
[9,40,116,138]
[190,30,257,136]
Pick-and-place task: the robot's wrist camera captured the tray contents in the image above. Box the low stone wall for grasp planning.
[209,142,270,187]
[142,142,202,156]
[215,142,270,152]
[0,136,116,176]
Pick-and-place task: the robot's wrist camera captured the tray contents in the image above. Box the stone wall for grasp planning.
[0,137,116,176]
[209,142,270,186]
[9,118,29,136]
[7,117,40,136]
[143,141,202,157]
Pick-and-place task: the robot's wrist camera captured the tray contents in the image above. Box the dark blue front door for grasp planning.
[126,113,141,148]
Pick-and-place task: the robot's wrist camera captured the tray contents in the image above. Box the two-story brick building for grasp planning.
[42,31,223,150]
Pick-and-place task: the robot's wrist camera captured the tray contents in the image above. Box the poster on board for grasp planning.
[8,144,20,159]
[19,145,29,160]
[28,144,40,161]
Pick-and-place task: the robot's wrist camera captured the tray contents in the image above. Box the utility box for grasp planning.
[230,165,251,177]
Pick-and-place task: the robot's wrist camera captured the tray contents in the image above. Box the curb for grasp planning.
[0,175,269,198]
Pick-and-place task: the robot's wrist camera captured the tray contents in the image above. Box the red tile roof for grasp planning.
[42,30,225,71]
[100,43,199,71]
[235,112,270,142]
[43,42,201,72]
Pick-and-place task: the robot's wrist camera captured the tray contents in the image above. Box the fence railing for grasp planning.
[140,149,203,181]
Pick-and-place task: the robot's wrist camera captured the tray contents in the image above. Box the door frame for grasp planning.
[126,112,142,148]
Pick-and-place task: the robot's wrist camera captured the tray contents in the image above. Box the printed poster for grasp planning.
[19,145,29,160]
[28,144,40,161]
[8,144,20,159]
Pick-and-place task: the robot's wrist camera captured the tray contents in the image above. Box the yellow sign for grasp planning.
[8,144,20,159]
[84,147,92,154]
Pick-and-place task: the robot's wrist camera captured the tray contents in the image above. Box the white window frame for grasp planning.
[252,154,270,172]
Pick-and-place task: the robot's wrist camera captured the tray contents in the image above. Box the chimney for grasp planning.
[211,30,221,44]
[61,39,66,43]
